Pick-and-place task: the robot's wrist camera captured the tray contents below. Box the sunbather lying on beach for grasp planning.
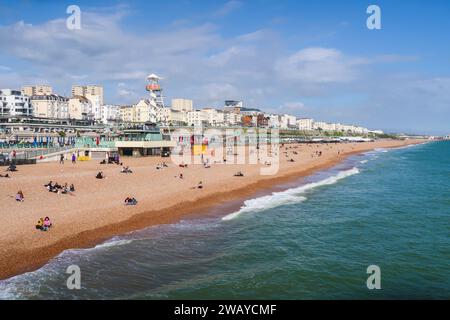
[234,171,244,177]
[191,181,203,189]
[124,197,138,205]
[0,173,10,178]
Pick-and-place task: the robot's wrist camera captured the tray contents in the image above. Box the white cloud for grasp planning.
[274,48,366,84]
[214,1,243,17]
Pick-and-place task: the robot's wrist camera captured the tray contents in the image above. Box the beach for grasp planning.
[0,139,425,280]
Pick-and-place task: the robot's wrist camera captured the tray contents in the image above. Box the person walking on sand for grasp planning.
[59,154,64,165]
[71,153,76,164]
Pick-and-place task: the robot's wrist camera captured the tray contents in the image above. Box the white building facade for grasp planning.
[0,89,33,116]
[30,94,69,119]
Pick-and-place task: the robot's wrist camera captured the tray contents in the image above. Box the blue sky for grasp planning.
[0,0,449,134]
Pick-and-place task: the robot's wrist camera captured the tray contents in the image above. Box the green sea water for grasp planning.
[1,141,449,299]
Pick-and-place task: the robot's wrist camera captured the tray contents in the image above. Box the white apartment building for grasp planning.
[267,114,280,128]
[169,109,187,125]
[72,85,104,106]
[84,94,102,121]
[171,98,193,112]
[313,121,335,131]
[202,108,225,127]
[0,89,33,116]
[120,106,134,123]
[157,107,171,125]
[280,114,297,129]
[297,118,314,131]
[133,99,153,123]
[22,85,53,97]
[68,96,93,120]
[100,104,121,124]
[187,110,208,127]
[224,111,241,126]
[30,94,69,119]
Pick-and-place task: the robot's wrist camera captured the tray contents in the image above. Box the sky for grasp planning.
[0,0,449,135]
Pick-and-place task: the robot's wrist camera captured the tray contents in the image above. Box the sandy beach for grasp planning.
[0,139,425,280]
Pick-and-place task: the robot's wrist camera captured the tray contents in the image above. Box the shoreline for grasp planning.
[0,139,427,281]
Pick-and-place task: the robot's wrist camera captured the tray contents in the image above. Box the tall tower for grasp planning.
[146,74,165,108]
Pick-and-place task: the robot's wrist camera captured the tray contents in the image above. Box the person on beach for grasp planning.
[121,166,132,173]
[59,154,64,165]
[96,171,105,179]
[71,153,76,164]
[69,184,75,192]
[42,217,52,231]
[6,164,17,172]
[15,190,24,202]
[0,173,10,178]
[124,197,137,205]
[36,218,44,231]
[195,181,203,189]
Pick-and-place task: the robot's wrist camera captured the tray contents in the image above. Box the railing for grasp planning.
[2,145,76,160]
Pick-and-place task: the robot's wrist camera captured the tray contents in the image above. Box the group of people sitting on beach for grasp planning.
[124,197,138,205]
[44,181,75,194]
[6,164,17,172]
[100,159,122,165]
[156,162,168,170]
[179,162,188,168]
[36,217,52,231]
[120,166,133,174]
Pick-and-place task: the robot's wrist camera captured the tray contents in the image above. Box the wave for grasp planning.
[222,167,360,221]
[94,238,134,249]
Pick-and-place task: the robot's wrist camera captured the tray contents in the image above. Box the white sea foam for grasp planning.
[222,167,360,221]
[360,160,369,164]
[94,239,133,249]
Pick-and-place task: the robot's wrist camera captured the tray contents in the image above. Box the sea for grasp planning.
[1,140,449,299]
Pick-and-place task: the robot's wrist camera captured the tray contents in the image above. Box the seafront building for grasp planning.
[22,85,53,96]
[171,98,193,112]
[0,74,387,161]
[297,118,314,131]
[68,95,94,120]
[100,104,121,124]
[0,89,33,116]
[71,85,104,106]
[31,94,69,119]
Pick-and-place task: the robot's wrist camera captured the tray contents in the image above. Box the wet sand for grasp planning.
[0,139,425,280]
